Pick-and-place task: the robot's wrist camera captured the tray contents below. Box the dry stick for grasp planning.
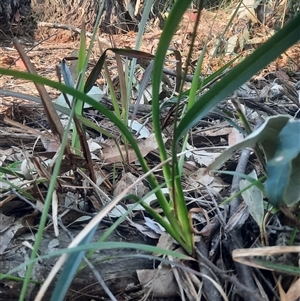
[195,240,222,301]
[195,186,227,301]
[13,38,66,147]
[11,189,117,301]
[196,249,265,301]
[37,22,95,38]
[227,149,261,301]
[34,152,186,300]
[206,186,227,227]
[81,256,118,301]
[37,21,208,83]
[55,217,118,301]
[229,149,251,214]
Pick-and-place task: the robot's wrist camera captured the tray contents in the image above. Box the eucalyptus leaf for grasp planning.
[265,119,300,207]
[240,170,264,230]
[55,86,104,109]
[209,115,300,208]
[284,154,300,206]
[60,59,74,88]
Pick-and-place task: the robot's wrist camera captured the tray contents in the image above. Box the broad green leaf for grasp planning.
[209,115,300,208]
[284,154,300,206]
[240,170,264,230]
[265,119,300,207]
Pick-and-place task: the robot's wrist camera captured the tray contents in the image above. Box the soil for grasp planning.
[0,3,300,301]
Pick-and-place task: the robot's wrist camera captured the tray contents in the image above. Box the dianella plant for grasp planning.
[0,1,299,299]
[0,1,299,256]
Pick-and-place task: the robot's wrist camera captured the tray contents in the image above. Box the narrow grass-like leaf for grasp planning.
[243,258,300,276]
[181,57,238,98]
[0,166,26,179]
[77,19,86,91]
[1,242,190,280]
[188,46,206,109]
[127,0,153,110]
[111,48,154,59]
[50,226,97,301]
[216,170,265,192]
[0,176,43,199]
[75,113,116,139]
[130,60,154,123]
[18,96,76,301]
[0,274,39,284]
[178,43,207,172]
[84,48,154,94]
[17,6,106,300]
[176,14,300,143]
[72,24,87,152]
[152,0,194,254]
[221,176,266,206]
[0,69,191,251]
[84,49,107,94]
[152,0,193,175]
[115,51,128,121]
[209,0,242,59]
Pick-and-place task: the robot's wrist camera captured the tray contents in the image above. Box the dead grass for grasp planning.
[0,3,299,301]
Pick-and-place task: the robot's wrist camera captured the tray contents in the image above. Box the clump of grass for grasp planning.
[0,1,299,300]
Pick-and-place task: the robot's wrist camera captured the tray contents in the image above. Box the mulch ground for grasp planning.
[0,5,299,301]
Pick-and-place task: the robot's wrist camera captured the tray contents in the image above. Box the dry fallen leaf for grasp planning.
[188,168,226,193]
[101,134,166,164]
[15,59,27,71]
[286,278,300,301]
[137,267,178,298]
[113,172,148,198]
